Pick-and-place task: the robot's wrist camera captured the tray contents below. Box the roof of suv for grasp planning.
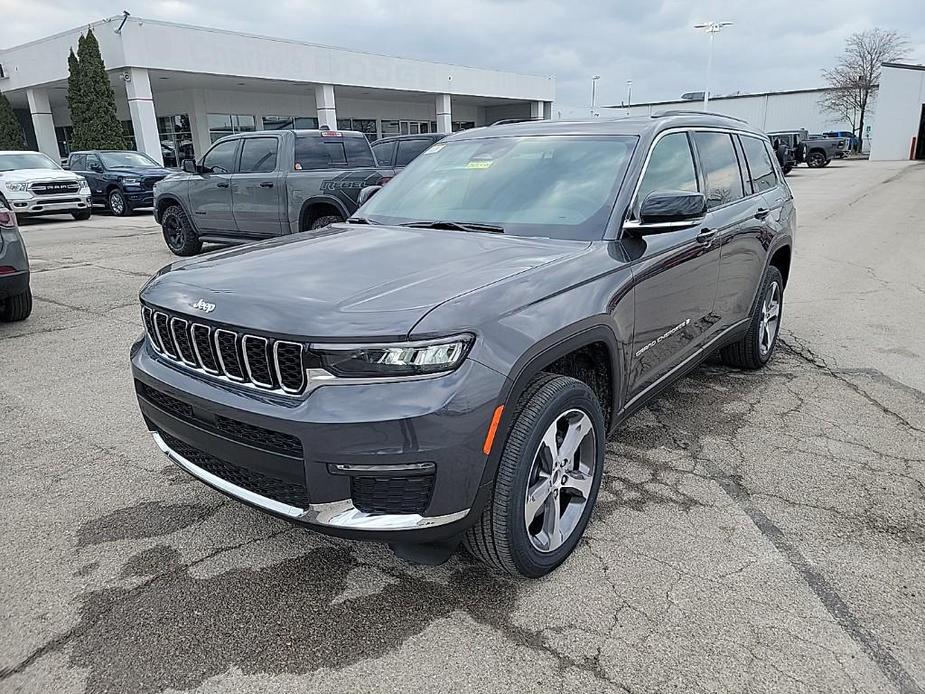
[447,112,766,140]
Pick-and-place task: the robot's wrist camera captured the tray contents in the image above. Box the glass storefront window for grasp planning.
[453,121,476,131]
[157,114,194,167]
[208,113,256,143]
[336,118,378,141]
[263,115,319,130]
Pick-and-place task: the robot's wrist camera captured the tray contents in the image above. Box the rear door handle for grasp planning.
[755,208,770,219]
[696,228,717,242]
[216,182,229,188]
[259,182,274,188]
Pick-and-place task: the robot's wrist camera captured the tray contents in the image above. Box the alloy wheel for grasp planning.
[758,281,781,357]
[163,216,183,249]
[524,408,597,553]
[110,192,125,215]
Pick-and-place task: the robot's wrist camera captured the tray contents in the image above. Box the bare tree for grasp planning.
[820,28,910,152]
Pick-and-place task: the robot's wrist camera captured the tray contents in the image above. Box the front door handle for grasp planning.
[216,181,230,188]
[755,208,770,219]
[696,228,717,242]
[259,182,274,188]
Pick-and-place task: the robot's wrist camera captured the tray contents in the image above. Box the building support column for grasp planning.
[187,89,212,160]
[530,100,545,121]
[436,93,452,133]
[315,84,337,129]
[26,89,59,159]
[125,67,163,165]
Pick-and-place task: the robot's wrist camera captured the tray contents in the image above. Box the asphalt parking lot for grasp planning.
[1,160,923,693]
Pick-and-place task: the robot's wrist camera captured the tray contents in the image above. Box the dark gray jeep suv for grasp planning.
[131,113,794,577]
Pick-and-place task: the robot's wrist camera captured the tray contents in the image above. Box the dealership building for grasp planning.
[0,15,555,165]
[606,61,925,161]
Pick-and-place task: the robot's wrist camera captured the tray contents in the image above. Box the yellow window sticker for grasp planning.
[466,160,493,169]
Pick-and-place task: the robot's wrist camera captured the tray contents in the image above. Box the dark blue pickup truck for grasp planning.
[67,150,173,216]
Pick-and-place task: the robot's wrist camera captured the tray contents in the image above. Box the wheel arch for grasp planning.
[298,196,349,231]
[155,195,193,227]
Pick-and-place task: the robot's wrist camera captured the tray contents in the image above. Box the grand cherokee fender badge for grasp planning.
[192,298,216,313]
[635,318,691,358]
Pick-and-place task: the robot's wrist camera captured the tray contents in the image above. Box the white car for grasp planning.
[0,151,92,220]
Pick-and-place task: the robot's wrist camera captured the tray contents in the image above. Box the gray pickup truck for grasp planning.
[153,129,394,255]
[768,130,849,168]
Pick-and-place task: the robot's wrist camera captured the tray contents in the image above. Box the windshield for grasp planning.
[99,151,159,168]
[360,135,637,240]
[0,152,60,172]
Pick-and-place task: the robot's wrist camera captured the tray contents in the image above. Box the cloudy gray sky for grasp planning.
[1,0,923,116]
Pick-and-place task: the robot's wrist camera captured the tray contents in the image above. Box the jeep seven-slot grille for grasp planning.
[142,306,307,395]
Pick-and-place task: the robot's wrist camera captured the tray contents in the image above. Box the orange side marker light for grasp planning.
[482,405,505,455]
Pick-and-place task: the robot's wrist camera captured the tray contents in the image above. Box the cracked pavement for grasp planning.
[1,160,923,693]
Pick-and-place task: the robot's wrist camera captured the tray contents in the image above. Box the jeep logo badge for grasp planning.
[192,299,216,313]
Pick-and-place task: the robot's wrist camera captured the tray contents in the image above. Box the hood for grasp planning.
[0,169,82,184]
[108,166,172,178]
[141,224,589,340]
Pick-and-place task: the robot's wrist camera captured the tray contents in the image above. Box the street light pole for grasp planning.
[626,80,632,108]
[693,21,733,111]
[590,75,601,118]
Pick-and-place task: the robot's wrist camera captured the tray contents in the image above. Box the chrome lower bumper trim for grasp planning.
[152,431,469,531]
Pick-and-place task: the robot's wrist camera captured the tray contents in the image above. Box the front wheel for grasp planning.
[721,265,783,369]
[108,189,132,217]
[310,215,344,230]
[71,209,92,221]
[161,205,202,256]
[465,374,605,577]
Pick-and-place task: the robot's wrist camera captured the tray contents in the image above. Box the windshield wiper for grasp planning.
[346,216,379,225]
[399,220,505,234]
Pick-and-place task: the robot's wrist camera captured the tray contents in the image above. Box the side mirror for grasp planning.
[181,159,198,174]
[357,185,382,206]
[627,191,707,235]
[62,163,70,170]
[89,163,103,173]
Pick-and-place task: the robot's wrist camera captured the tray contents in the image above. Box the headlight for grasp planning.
[122,177,141,186]
[311,334,473,378]
[3,182,29,192]
[77,178,90,190]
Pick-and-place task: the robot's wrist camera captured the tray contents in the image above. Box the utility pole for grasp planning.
[693,21,733,110]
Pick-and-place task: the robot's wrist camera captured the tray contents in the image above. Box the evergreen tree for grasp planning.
[66,47,85,148]
[70,28,124,149]
[0,90,25,150]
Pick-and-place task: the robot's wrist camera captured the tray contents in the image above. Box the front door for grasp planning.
[189,139,239,233]
[231,136,284,237]
[624,130,722,402]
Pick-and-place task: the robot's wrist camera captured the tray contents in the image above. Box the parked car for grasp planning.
[0,200,32,321]
[823,131,859,153]
[67,150,173,217]
[808,133,850,160]
[0,151,92,220]
[371,133,446,169]
[153,129,394,255]
[132,113,794,577]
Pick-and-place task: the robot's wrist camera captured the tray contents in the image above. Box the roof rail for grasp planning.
[489,117,544,126]
[653,109,748,124]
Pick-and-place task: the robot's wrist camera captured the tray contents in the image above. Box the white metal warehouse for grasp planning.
[0,15,556,165]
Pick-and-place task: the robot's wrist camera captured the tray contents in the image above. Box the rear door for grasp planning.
[371,139,396,167]
[189,138,239,233]
[394,137,434,168]
[624,130,722,402]
[83,154,106,203]
[231,136,284,237]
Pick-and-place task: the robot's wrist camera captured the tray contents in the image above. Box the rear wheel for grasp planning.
[464,374,605,577]
[161,204,202,256]
[0,286,33,322]
[782,162,794,175]
[108,189,132,217]
[310,215,343,230]
[806,150,827,168]
[71,209,92,221]
[721,266,783,369]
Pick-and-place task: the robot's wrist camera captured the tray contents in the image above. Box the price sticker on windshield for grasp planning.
[424,144,446,154]
[466,160,493,169]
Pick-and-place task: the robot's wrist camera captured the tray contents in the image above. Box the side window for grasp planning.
[344,137,376,167]
[395,138,433,167]
[293,136,350,169]
[201,139,238,174]
[238,138,278,174]
[740,135,778,193]
[371,141,395,167]
[634,132,698,216]
[86,155,103,171]
[70,154,86,171]
[692,132,744,208]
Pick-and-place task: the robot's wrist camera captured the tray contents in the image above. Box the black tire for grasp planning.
[161,204,202,256]
[309,215,343,230]
[806,150,827,168]
[108,189,132,217]
[782,162,794,175]
[71,209,92,221]
[0,286,33,322]
[721,265,784,370]
[821,158,831,167]
[464,374,606,578]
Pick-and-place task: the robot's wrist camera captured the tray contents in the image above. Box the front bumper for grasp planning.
[131,337,507,542]
[4,192,91,215]
[124,188,155,207]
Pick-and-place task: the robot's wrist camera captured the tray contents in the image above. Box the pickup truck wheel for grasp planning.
[161,204,202,256]
[782,162,794,175]
[464,374,605,578]
[721,265,783,370]
[71,209,92,221]
[806,151,827,168]
[310,215,343,230]
[0,286,33,322]
[108,189,132,217]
